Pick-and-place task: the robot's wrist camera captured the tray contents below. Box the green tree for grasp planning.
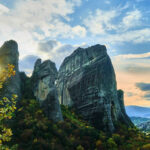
[107,138,117,150]
[76,145,84,150]
[0,64,17,150]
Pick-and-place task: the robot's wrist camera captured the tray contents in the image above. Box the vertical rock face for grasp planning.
[0,40,21,99]
[117,90,132,126]
[57,44,132,132]
[31,59,63,122]
[0,40,132,131]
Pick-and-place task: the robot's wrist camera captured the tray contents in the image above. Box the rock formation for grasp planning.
[57,44,132,132]
[0,40,21,99]
[31,59,63,122]
[137,121,150,132]
[0,40,132,131]
[117,90,132,126]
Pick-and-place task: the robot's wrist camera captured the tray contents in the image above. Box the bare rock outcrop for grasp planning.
[0,40,21,99]
[31,59,63,122]
[57,45,132,132]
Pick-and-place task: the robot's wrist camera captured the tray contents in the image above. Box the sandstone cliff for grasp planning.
[31,59,63,122]
[0,40,21,99]
[57,44,132,132]
[0,40,132,132]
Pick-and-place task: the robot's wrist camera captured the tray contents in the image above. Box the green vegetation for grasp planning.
[1,66,150,149]
[5,99,150,150]
[0,64,17,150]
[130,117,150,126]
[19,72,34,99]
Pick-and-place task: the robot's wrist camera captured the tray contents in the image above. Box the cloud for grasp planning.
[19,55,39,75]
[126,92,135,97]
[0,0,82,33]
[72,25,86,37]
[112,54,150,75]
[37,40,76,68]
[115,52,150,59]
[14,0,82,24]
[12,0,85,39]
[18,39,89,75]
[83,6,150,45]
[125,65,150,74]
[0,0,86,59]
[136,0,145,2]
[0,4,9,14]
[101,28,150,44]
[112,52,150,106]
[143,93,150,100]
[56,44,75,53]
[135,83,150,101]
[121,9,142,30]
[38,40,59,53]
[136,83,150,91]
[105,1,111,4]
[83,7,142,35]
[83,9,118,35]
[37,40,90,68]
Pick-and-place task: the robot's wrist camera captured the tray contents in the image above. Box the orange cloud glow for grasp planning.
[112,56,150,107]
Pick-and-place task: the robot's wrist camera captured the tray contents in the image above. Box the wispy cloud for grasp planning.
[83,9,118,34]
[121,9,142,30]
[135,82,150,101]
[100,28,150,44]
[0,0,150,107]
[37,40,88,68]
[112,52,150,106]
[83,6,150,45]
[105,1,110,4]
[0,0,86,58]
[136,83,150,91]
[0,3,9,14]
[19,55,39,75]
[115,52,150,59]
[143,93,150,101]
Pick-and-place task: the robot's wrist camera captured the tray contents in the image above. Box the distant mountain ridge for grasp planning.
[137,121,150,132]
[130,117,150,125]
[125,105,150,118]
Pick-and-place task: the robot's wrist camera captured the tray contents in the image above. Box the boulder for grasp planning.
[0,40,21,99]
[57,44,132,132]
[31,59,63,122]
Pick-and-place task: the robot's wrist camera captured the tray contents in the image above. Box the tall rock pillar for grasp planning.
[31,59,63,122]
[0,40,21,99]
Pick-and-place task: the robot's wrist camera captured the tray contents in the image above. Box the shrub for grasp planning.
[96,139,102,148]
[107,138,117,150]
[141,144,150,150]
[20,129,33,142]
[76,145,84,150]
[0,64,17,149]
[112,134,122,145]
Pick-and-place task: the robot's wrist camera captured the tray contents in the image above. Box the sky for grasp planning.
[0,0,150,107]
